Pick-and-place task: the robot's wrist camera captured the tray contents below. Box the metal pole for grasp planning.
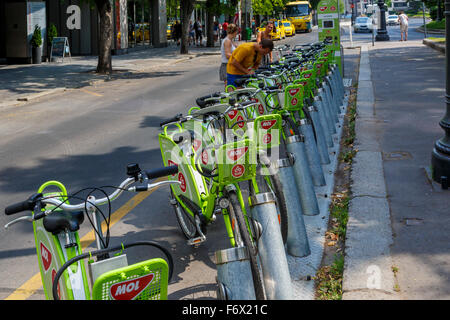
[431,0,450,189]
[375,0,389,41]
[249,193,293,299]
[422,1,428,38]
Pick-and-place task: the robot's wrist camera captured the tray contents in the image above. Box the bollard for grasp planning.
[326,74,340,113]
[306,104,330,164]
[250,192,293,300]
[318,87,336,135]
[323,81,339,123]
[285,135,320,216]
[314,96,334,148]
[298,118,326,186]
[215,246,257,300]
[277,159,311,257]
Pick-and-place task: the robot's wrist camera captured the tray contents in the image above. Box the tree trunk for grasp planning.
[180,0,195,54]
[206,11,215,47]
[96,0,113,74]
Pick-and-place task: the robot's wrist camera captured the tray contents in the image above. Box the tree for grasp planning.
[94,0,113,74]
[180,0,196,54]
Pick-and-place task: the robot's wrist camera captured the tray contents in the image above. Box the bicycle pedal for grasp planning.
[169,198,177,205]
[188,235,206,246]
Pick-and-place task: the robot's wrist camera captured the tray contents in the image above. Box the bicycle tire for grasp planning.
[227,190,265,300]
[170,189,197,239]
[264,173,288,244]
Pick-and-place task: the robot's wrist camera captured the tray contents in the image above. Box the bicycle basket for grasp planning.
[253,114,282,150]
[216,139,257,184]
[92,258,169,300]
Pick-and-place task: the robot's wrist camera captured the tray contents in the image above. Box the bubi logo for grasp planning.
[226,147,249,162]
[231,164,245,178]
[236,115,245,128]
[258,104,265,115]
[40,242,52,272]
[178,172,186,192]
[193,139,202,152]
[319,6,327,11]
[201,149,209,165]
[330,6,336,11]
[168,160,178,177]
[262,133,272,144]
[228,110,238,120]
[110,273,155,300]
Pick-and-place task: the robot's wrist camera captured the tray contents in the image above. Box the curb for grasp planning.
[342,45,398,300]
[0,87,67,109]
[416,26,445,35]
[423,38,445,54]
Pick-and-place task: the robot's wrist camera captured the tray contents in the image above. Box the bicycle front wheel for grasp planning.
[170,189,197,239]
[227,190,265,300]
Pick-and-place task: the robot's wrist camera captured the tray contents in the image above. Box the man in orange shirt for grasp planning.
[226,39,274,88]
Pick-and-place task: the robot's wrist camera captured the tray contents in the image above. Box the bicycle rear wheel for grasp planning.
[227,190,265,300]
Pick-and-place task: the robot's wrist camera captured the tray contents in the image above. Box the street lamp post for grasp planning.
[375,0,389,41]
[431,0,450,189]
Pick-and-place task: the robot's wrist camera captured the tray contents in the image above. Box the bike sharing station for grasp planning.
[4,26,353,300]
[317,0,343,74]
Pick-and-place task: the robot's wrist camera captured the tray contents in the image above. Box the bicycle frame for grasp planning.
[33,181,90,300]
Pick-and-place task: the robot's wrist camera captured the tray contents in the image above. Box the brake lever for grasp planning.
[5,216,34,229]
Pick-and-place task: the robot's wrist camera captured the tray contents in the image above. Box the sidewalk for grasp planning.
[342,39,450,299]
[0,42,220,108]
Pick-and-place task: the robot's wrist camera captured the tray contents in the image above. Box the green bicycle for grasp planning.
[4,164,178,300]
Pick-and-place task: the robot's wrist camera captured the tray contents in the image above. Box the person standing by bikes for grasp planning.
[398,11,409,41]
[226,39,274,88]
[256,21,274,66]
[219,23,239,87]
[194,19,203,46]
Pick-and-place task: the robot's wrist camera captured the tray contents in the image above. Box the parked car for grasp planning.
[387,15,399,26]
[353,17,374,33]
[282,20,295,36]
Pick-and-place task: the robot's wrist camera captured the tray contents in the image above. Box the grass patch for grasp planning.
[315,253,345,300]
[425,19,446,30]
[314,83,357,300]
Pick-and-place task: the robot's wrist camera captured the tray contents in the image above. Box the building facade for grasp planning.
[0,0,167,64]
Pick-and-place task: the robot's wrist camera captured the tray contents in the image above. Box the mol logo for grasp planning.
[288,88,300,96]
[110,273,155,300]
[40,242,52,272]
[260,119,277,130]
[226,147,249,162]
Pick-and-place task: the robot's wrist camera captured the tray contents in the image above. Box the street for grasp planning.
[0,30,317,300]
[340,17,433,46]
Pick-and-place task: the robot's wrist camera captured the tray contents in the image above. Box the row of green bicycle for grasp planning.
[3,39,345,300]
[158,39,346,300]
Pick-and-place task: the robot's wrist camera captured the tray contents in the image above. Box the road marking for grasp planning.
[80,88,103,97]
[4,177,166,300]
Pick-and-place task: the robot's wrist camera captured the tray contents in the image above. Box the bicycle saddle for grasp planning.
[43,210,84,235]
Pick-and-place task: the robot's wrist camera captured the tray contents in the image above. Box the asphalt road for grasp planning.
[0,30,317,300]
[340,17,434,46]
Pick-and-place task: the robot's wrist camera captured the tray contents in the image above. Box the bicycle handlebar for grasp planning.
[160,113,183,127]
[4,164,180,217]
[5,193,42,216]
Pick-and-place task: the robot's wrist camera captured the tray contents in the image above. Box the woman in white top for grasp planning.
[220,24,239,86]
